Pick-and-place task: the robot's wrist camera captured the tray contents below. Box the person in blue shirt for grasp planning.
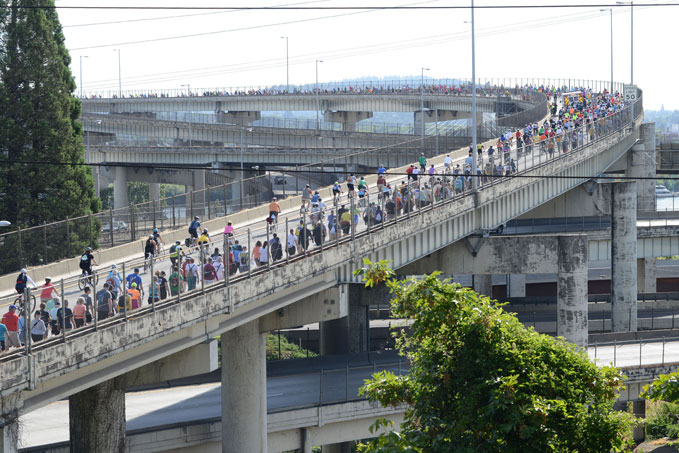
[126,268,144,299]
[0,321,7,351]
[188,216,201,239]
[377,165,386,175]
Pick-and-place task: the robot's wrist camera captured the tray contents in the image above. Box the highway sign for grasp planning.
[623,85,638,102]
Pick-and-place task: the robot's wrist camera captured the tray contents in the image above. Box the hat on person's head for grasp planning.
[103,282,109,288]
[8,305,16,310]
[134,268,140,273]
[131,283,137,288]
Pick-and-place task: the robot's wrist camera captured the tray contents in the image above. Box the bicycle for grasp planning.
[78,269,99,291]
[14,292,37,314]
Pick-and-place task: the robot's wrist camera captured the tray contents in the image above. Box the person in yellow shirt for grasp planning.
[198,229,211,246]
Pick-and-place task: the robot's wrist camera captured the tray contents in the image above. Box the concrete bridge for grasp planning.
[0,86,650,452]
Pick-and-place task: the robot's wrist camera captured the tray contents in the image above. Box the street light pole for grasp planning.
[79,55,88,98]
[281,37,289,92]
[471,0,478,192]
[113,49,122,97]
[315,60,323,131]
[420,67,430,151]
[181,84,192,146]
[601,9,613,93]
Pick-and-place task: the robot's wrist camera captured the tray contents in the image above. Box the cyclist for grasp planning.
[144,235,156,268]
[169,240,184,267]
[188,216,201,242]
[269,197,281,223]
[332,181,343,203]
[152,228,165,252]
[79,247,97,280]
[198,228,211,246]
[15,269,37,295]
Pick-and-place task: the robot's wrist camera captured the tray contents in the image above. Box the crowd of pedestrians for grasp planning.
[0,85,634,353]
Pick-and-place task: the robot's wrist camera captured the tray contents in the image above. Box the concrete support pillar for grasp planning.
[319,285,369,355]
[611,181,638,333]
[323,111,373,132]
[113,166,128,210]
[637,258,657,294]
[0,421,18,453]
[149,182,161,202]
[556,235,589,348]
[222,320,266,453]
[69,376,126,453]
[192,170,206,214]
[322,442,353,453]
[508,274,526,297]
[473,274,493,297]
[628,122,656,212]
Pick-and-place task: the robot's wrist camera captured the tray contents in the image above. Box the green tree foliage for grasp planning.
[0,0,99,227]
[354,259,635,453]
[642,371,679,404]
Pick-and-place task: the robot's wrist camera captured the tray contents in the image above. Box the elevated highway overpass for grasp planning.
[0,85,649,452]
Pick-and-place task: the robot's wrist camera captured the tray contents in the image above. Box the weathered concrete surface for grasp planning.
[611,181,638,332]
[638,258,658,294]
[122,340,218,389]
[221,320,266,453]
[556,236,589,348]
[260,286,348,332]
[473,274,493,297]
[320,285,372,355]
[628,122,657,211]
[508,274,526,297]
[68,376,126,453]
[0,420,18,453]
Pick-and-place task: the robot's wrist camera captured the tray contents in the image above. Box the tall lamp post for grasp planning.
[315,60,323,131]
[79,55,88,98]
[600,9,613,94]
[470,0,479,192]
[239,127,253,210]
[113,49,122,97]
[420,67,430,151]
[617,1,634,124]
[281,37,289,92]
[181,84,192,146]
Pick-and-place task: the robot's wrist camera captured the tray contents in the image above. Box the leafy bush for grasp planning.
[266,333,317,360]
[646,402,679,440]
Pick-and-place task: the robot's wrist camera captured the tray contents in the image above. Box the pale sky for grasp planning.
[56,0,676,110]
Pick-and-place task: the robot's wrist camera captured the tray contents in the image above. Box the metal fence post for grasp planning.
[247,228,252,279]
[24,287,31,355]
[200,247,205,295]
[61,278,66,342]
[65,217,71,258]
[303,210,307,257]
[130,203,136,242]
[207,185,212,220]
[285,217,290,264]
[89,213,93,248]
[151,254,156,311]
[109,208,114,247]
[639,340,642,367]
[122,262,127,321]
[43,223,48,264]
[172,195,176,229]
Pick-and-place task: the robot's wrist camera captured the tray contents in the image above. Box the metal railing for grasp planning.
[0,90,643,381]
[80,77,625,100]
[591,337,679,369]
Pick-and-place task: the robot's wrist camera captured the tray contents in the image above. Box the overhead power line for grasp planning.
[12,3,679,10]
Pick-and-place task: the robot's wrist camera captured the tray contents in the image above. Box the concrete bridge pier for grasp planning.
[508,274,526,297]
[556,236,589,348]
[222,319,267,453]
[611,181,638,332]
[628,122,656,211]
[323,111,373,132]
[319,285,375,355]
[149,182,160,203]
[638,258,657,293]
[472,274,493,297]
[68,376,126,453]
[0,421,18,453]
[113,166,129,210]
[189,170,206,216]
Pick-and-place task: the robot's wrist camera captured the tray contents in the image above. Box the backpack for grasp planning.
[170,274,179,288]
[240,252,248,265]
[204,265,216,280]
[15,273,26,291]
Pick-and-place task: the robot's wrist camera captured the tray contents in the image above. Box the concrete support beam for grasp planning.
[113,166,128,210]
[556,236,589,348]
[628,122,656,212]
[473,274,493,297]
[122,340,218,388]
[69,375,126,453]
[260,286,348,332]
[508,274,526,297]
[611,181,638,332]
[216,110,261,125]
[0,421,18,453]
[193,170,206,213]
[637,258,657,294]
[319,285,372,355]
[323,111,373,132]
[222,320,266,453]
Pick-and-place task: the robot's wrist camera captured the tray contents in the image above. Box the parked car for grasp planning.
[274,176,287,185]
[102,220,129,233]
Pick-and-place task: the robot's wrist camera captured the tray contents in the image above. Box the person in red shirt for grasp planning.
[2,305,20,349]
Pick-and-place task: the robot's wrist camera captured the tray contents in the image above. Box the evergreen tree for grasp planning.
[0,0,99,227]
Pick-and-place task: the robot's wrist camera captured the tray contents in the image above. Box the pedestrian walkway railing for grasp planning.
[79,77,624,101]
[591,337,679,369]
[0,89,643,381]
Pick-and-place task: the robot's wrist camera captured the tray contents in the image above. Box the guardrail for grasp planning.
[591,337,679,369]
[0,90,642,378]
